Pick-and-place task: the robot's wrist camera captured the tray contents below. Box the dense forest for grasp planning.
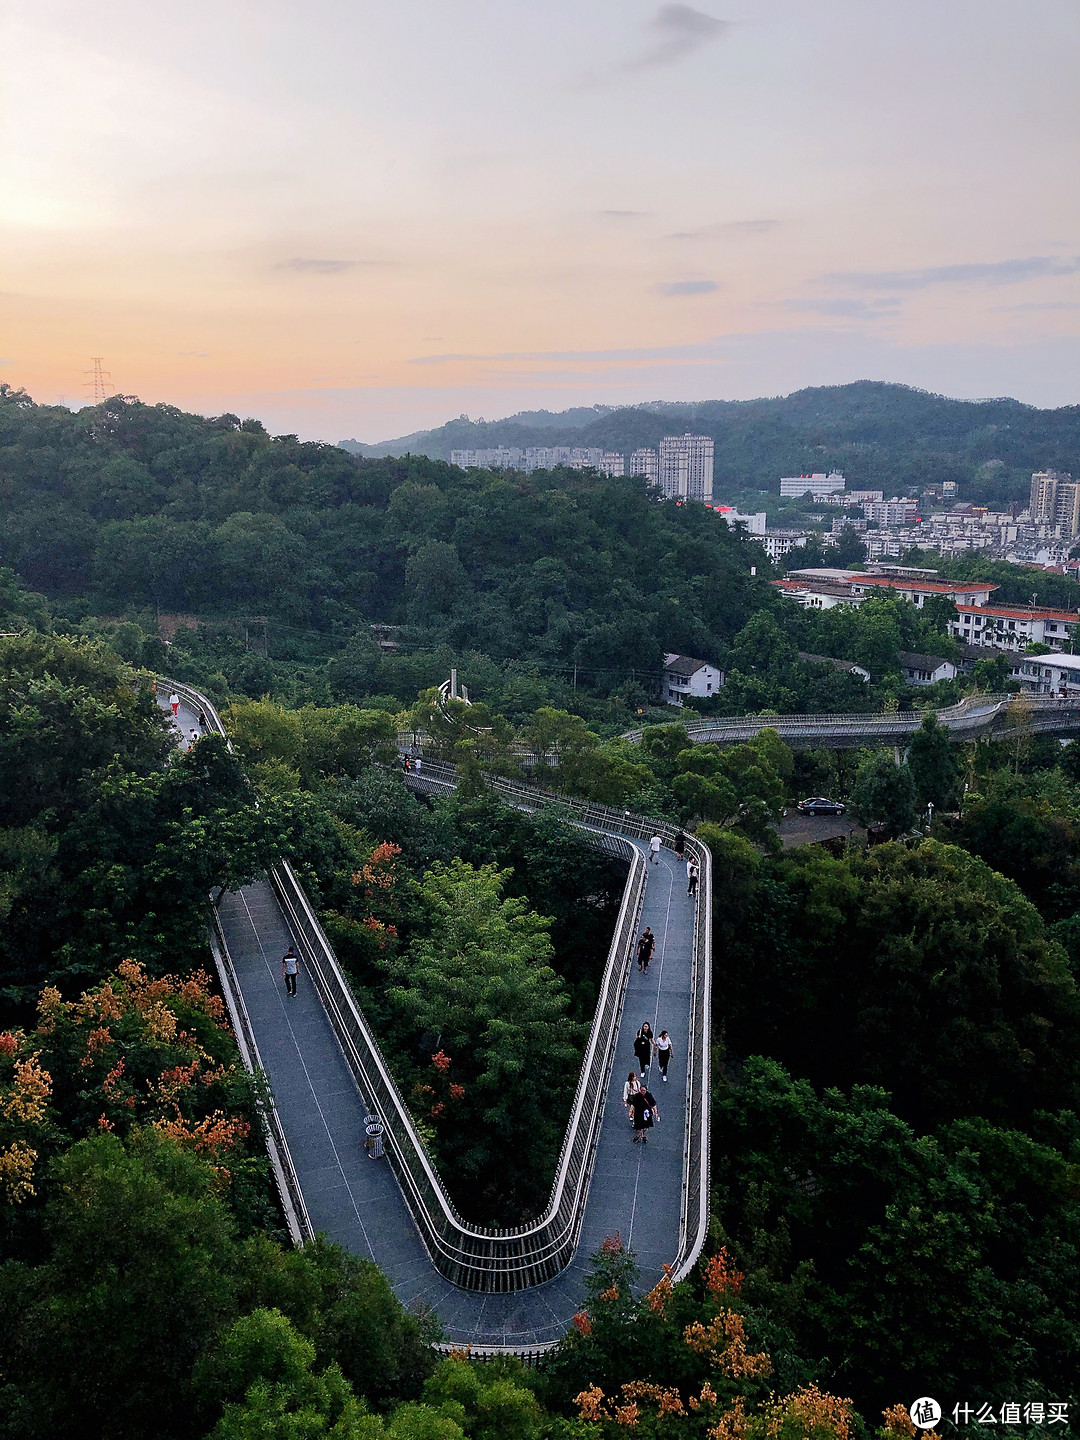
[341,381,1080,510]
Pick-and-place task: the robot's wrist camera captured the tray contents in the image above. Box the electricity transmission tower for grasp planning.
[83,357,112,403]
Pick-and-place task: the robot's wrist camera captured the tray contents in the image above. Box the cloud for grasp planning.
[991,300,1080,312]
[669,219,779,240]
[658,279,719,296]
[825,255,1080,291]
[600,209,650,219]
[276,258,394,275]
[782,297,902,319]
[624,5,730,70]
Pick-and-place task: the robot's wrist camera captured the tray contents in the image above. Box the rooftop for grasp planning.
[898,651,954,671]
[853,574,998,596]
[955,603,1079,621]
[662,652,713,677]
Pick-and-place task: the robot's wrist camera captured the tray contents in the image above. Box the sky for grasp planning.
[2,0,1080,440]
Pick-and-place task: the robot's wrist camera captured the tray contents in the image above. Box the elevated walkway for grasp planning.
[160,683,710,1353]
[622,693,1080,750]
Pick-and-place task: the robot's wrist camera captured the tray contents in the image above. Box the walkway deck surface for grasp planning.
[167,695,696,1348]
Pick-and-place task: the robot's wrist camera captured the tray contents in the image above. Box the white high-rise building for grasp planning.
[599,452,626,477]
[658,433,714,503]
[630,448,659,483]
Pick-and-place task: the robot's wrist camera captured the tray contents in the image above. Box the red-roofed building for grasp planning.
[950,604,1080,652]
[847,573,997,607]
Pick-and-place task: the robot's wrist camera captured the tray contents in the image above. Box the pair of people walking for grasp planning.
[634,1020,674,1083]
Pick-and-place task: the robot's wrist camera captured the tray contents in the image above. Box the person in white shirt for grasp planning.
[649,834,662,864]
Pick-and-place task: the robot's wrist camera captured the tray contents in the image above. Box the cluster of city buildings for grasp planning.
[449,446,627,476]
[451,434,717,502]
[767,469,1080,569]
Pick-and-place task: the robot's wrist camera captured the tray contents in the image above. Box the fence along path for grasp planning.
[620,692,1080,750]
[161,682,710,1353]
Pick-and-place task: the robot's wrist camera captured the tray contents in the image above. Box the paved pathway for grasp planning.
[165,693,696,1348]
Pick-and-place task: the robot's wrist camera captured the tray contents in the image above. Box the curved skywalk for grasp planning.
[160,687,706,1352]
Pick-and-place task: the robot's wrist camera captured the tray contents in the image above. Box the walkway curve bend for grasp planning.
[160,680,711,1353]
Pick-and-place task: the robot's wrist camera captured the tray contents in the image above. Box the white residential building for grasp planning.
[660,652,725,706]
[950,603,1080,652]
[837,490,884,507]
[779,470,846,499]
[450,446,613,473]
[865,500,919,527]
[599,451,626,477]
[630,448,659,482]
[1012,652,1080,693]
[761,530,808,560]
[898,651,957,686]
[713,506,767,534]
[1029,470,1080,538]
[659,433,714,503]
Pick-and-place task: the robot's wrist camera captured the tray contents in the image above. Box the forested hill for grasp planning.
[0,384,765,684]
[341,381,1080,506]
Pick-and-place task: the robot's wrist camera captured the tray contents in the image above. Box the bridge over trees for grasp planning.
[165,682,711,1355]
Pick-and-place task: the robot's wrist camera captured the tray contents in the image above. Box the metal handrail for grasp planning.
[208,898,313,1247]
[167,677,710,1294]
[619,692,1080,745]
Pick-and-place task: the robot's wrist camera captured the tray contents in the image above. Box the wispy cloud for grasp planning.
[624,5,730,71]
[782,297,902,319]
[658,279,719,296]
[276,258,394,275]
[825,255,1080,291]
[669,218,779,240]
[991,300,1080,312]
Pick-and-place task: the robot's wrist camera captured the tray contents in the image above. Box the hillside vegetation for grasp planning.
[341,381,1080,508]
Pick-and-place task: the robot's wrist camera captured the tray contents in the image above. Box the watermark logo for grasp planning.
[910,1399,942,1430]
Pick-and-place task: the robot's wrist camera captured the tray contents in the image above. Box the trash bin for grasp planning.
[364,1114,384,1160]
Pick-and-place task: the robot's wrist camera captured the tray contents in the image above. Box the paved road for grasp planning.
[164,693,696,1347]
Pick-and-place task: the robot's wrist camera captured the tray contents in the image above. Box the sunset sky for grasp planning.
[3,0,1079,440]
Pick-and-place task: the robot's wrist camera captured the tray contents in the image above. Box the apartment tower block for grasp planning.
[1030,470,1080,538]
[658,433,714,502]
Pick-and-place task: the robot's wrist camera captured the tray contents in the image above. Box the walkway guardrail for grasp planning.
[620,692,1080,748]
[208,909,313,1248]
[404,759,712,1285]
[166,678,711,1294]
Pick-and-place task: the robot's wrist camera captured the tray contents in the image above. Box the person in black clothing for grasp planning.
[673,830,686,859]
[629,1085,659,1142]
[633,1022,654,1076]
[636,926,655,973]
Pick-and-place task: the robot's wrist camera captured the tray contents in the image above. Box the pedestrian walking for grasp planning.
[634,1022,654,1076]
[414,756,423,774]
[189,727,199,747]
[649,833,662,864]
[687,860,699,897]
[673,830,686,859]
[654,1030,673,1082]
[282,946,299,997]
[622,1070,640,1121]
[636,926,655,974]
[197,709,208,731]
[169,691,180,717]
[629,1084,659,1143]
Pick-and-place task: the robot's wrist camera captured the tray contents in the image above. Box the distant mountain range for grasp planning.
[339,382,1080,505]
